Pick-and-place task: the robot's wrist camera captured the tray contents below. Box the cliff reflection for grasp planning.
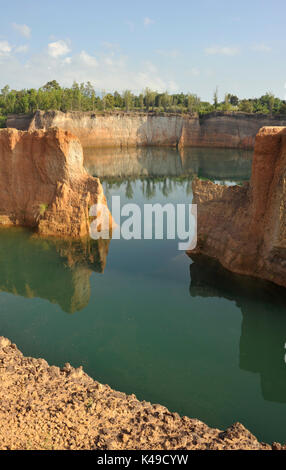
[84,147,253,189]
[189,254,286,404]
[0,228,109,314]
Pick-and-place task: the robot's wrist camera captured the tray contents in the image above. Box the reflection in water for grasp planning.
[189,254,286,404]
[0,228,109,313]
[84,146,253,186]
[84,146,252,200]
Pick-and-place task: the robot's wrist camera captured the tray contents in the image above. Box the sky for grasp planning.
[0,0,285,101]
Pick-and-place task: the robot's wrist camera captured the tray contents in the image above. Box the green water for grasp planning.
[1,147,286,444]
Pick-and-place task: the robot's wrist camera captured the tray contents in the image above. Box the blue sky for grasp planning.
[0,0,285,101]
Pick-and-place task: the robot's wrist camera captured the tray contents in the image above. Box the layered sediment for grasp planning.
[0,128,108,238]
[0,336,281,450]
[188,126,286,288]
[7,110,286,149]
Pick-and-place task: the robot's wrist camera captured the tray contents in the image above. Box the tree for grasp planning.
[223,93,231,111]
[187,93,200,113]
[105,93,115,109]
[227,94,239,106]
[123,90,133,112]
[266,92,275,115]
[71,81,81,110]
[144,88,156,112]
[213,86,219,109]
[139,93,144,111]
[42,80,60,92]
[161,92,171,112]
[1,85,10,101]
[239,100,254,113]
[280,102,286,114]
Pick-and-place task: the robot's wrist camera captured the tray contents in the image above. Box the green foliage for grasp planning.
[0,80,285,121]
[38,203,48,216]
[239,99,254,113]
[0,115,6,128]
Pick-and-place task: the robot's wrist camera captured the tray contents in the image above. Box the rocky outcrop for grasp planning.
[0,336,281,450]
[0,127,109,238]
[7,110,286,149]
[188,126,286,288]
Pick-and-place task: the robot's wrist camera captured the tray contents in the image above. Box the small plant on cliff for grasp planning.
[33,203,49,221]
[38,203,48,216]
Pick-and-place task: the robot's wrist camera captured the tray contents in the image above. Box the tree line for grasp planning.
[1,80,286,127]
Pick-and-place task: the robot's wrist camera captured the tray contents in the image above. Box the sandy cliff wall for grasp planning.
[8,110,286,149]
[181,113,286,149]
[188,126,286,288]
[0,127,108,238]
[28,110,194,147]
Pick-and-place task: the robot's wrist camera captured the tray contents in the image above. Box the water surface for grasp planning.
[1,147,286,444]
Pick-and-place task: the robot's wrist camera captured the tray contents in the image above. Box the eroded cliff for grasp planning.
[8,110,286,149]
[188,126,286,288]
[0,127,108,238]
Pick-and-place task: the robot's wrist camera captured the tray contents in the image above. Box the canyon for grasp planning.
[7,110,286,150]
[0,127,109,238]
[188,126,286,288]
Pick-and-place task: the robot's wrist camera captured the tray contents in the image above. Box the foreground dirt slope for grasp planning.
[0,337,281,450]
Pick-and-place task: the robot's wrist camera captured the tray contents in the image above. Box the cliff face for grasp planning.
[8,110,286,149]
[28,110,196,148]
[181,113,286,149]
[188,126,286,288]
[0,127,108,238]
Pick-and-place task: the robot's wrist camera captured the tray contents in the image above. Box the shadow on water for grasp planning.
[0,228,110,314]
[189,254,286,404]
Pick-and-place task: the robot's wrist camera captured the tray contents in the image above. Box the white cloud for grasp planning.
[251,44,271,53]
[12,23,31,38]
[156,49,181,59]
[0,41,12,56]
[79,51,98,67]
[15,45,29,54]
[205,46,240,56]
[144,17,154,27]
[0,45,177,95]
[48,40,70,58]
